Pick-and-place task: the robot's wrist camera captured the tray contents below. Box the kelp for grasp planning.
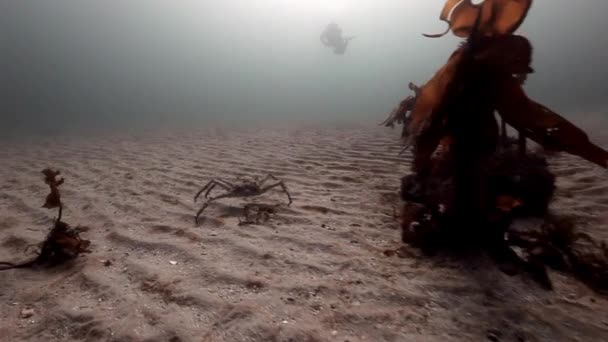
[405,34,607,172]
[395,0,608,292]
[424,0,533,38]
[42,168,63,212]
[508,216,608,293]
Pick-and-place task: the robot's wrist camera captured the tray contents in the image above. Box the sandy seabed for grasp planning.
[0,127,607,342]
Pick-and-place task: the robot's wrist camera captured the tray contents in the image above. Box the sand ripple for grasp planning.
[0,128,607,341]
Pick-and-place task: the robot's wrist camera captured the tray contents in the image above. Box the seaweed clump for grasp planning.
[400,142,554,251]
[0,168,91,270]
[400,142,608,292]
[391,0,608,292]
[508,216,608,293]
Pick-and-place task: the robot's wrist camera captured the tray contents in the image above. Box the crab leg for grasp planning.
[259,174,278,187]
[195,180,215,202]
[205,179,236,199]
[194,192,238,225]
[261,181,293,206]
[194,203,209,224]
[194,180,232,202]
[215,178,234,188]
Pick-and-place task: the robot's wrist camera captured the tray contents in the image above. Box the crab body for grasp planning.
[231,183,264,197]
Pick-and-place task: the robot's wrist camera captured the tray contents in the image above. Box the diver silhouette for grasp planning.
[320,22,354,55]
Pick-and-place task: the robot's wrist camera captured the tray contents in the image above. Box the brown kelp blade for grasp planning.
[497,79,608,168]
[41,168,64,209]
[448,0,485,37]
[403,48,468,170]
[406,50,464,140]
[424,0,533,38]
[423,0,465,37]
[488,0,533,36]
[43,193,61,209]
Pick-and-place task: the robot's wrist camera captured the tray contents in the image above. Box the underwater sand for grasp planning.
[0,127,607,341]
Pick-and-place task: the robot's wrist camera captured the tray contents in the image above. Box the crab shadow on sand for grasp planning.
[194,201,290,227]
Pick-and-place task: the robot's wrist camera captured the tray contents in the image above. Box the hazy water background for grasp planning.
[1,0,607,135]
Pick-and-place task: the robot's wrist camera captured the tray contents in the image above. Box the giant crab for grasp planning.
[194,174,292,224]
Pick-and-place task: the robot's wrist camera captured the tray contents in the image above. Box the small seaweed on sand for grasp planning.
[0,168,91,271]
